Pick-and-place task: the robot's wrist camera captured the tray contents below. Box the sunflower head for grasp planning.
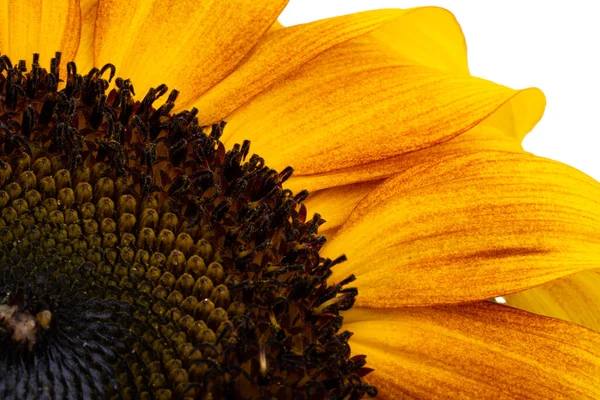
[0,53,377,399]
[3,1,600,399]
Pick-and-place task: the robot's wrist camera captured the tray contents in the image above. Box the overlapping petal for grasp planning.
[93,0,287,104]
[0,0,81,65]
[302,107,532,239]
[224,42,540,180]
[290,89,543,194]
[194,7,466,121]
[324,150,600,307]
[296,111,531,220]
[220,8,543,194]
[344,302,600,399]
[503,270,600,332]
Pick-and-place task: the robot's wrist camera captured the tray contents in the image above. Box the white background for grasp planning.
[279,1,600,181]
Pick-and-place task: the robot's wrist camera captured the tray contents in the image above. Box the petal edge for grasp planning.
[345,302,600,399]
[325,150,600,307]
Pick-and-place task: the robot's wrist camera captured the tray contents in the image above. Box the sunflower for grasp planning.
[0,1,599,399]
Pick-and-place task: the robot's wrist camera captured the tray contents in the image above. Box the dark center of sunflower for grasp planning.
[0,53,377,399]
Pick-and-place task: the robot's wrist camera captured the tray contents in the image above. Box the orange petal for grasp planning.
[286,102,540,193]
[0,0,81,65]
[221,8,544,188]
[305,180,383,234]
[94,0,287,104]
[344,302,600,399]
[324,151,600,307]
[195,7,466,122]
[503,270,600,332]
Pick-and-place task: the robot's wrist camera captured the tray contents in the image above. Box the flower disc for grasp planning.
[0,53,376,399]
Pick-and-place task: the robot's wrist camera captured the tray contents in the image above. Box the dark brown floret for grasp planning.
[0,53,377,399]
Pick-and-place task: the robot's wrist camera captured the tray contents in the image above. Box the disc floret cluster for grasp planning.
[0,52,376,399]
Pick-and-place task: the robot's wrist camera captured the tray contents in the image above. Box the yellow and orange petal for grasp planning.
[0,0,81,65]
[503,270,600,332]
[305,112,530,237]
[195,7,468,123]
[93,0,287,105]
[324,150,600,307]
[219,7,543,194]
[344,302,600,399]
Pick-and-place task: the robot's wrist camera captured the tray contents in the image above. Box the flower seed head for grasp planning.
[0,53,377,399]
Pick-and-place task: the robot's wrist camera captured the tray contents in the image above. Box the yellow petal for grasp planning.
[0,0,81,65]
[94,0,287,104]
[503,270,600,332]
[223,33,543,186]
[220,5,543,189]
[304,121,531,241]
[286,100,541,193]
[305,180,382,234]
[74,0,98,72]
[195,6,466,122]
[324,150,600,307]
[344,302,600,399]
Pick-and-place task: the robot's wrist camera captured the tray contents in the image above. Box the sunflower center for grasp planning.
[0,53,377,399]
